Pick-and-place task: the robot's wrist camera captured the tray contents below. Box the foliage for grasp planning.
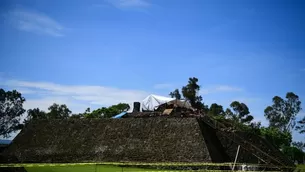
[296,116,305,134]
[282,146,305,164]
[25,108,47,122]
[247,121,262,135]
[169,89,181,100]
[26,103,72,123]
[0,89,26,138]
[225,101,254,124]
[170,77,208,113]
[70,108,90,119]
[86,103,130,118]
[260,127,292,149]
[181,77,204,110]
[48,103,71,119]
[208,103,225,117]
[292,141,305,151]
[264,92,301,133]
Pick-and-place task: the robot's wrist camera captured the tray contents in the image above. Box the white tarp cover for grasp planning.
[142,94,175,111]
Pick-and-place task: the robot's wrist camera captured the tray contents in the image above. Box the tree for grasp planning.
[225,101,254,124]
[181,77,208,112]
[111,103,130,113]
[282,146,305,164]
[86,103,130,118]
[25,108,47,123]
[260,127,292,149]
[296,116,305,134]
[25,104,72,122]
[292,141,305,151]
[169,89,181,100]
[47,103,71,119]
[85,107,105,118]
[208,103,225,117]
[264,92,302,133]
[70,108,90,119]
[244,121,262,135]
[0,89,26,138]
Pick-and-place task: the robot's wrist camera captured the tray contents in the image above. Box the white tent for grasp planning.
[142,94,175,111]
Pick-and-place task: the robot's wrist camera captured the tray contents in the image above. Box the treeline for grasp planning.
[168,77,305,163]
[24,102,130,122]
[0,88,130,138]
[0,77,305,163]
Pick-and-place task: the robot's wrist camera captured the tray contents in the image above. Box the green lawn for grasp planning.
[6,164,303,172]
[23,165,237,172]
[296,164,305,171]
[6,165,300,172]
[25,165,170,172]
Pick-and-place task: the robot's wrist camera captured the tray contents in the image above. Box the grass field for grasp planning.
[296,164,305,171]
[24,165,305,172]
[1,164,303,172]
[25,165,170,172]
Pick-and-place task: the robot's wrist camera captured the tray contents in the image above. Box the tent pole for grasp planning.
[232,145,240,171]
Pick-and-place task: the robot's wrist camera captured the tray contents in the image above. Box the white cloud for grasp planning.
[200,85,243,95]
[5,7,64,37]
[106,0,150,8]
[2,79,148,113]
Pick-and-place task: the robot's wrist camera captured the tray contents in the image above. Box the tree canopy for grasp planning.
[85,103,130,118]
[225,101,254,124]
[170,77,208,113]
[48,103,71,119]
[260,127,292,149]
[25,108,47,121]
[0,89,26,138]
[26,103,72,122]
[282,146,305,164]
[169,89,181,100]
[264,92,302,133]
[208,103,225,117]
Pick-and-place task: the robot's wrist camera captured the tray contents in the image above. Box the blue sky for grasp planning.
[0,0,305,141]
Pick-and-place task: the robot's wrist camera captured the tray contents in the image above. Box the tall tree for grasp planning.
[225,101,254,124]
[264,92,301,133]
[208,103,225,117]
[181,77,208,112]
[47,103,71,119]
[0,89,26,138]
[169,89,181,100]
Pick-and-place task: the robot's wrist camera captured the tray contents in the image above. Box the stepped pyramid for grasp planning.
[1,117,295,171]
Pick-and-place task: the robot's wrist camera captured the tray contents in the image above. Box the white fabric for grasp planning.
[142,94,175,111]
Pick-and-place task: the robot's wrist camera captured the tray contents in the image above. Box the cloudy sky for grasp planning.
[0,0,305,141]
